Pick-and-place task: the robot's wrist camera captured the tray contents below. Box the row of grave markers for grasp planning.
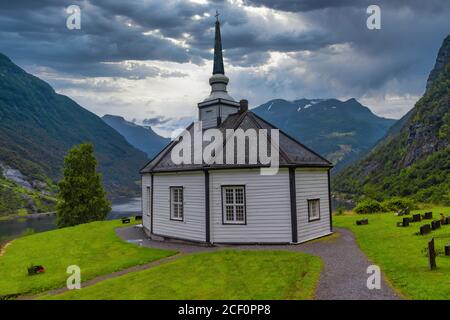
[356,210,450,270]
[408,211,450,270]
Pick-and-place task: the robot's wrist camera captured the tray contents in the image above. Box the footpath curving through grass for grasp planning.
[0,220,176,298]
[45,250,322,300]
[334,206,450,300]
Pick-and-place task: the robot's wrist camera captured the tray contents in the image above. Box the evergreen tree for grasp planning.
[56,143,111,227]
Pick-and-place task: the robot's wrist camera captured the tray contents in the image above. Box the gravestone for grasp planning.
[445,244,450,256]
[403,217,410,226]
[121,217,131,224]
[397,217,410,227]
[431,220,441,230]
[428,238,437,270]
[135,215,142,221]
[420,224,431,235]
[423,212,433,220]
[356,218,369,226]
[412,214,421,222]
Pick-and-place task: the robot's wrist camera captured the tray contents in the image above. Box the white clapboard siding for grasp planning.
[296,169,331,242]
[152,171,205,242]
[141,174,152,231]
[210,168,291,243]
[199,107,218,129]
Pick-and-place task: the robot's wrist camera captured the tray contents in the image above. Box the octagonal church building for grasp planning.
[140,16,333,244]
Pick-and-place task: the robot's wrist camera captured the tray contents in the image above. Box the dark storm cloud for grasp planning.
[0,0,448,116]
[244,0,446,13]
[243,0,362,12]
[0,0,201,78]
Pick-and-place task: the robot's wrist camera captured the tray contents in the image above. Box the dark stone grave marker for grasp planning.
[445,244,450,256]
[356,218,368,226]
[397,217,410,227]
[428,238,437,270]
[420,224,431,235]
[431,220,441,230]
[423,212,433,220]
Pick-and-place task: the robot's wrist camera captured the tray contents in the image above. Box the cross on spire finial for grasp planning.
[215,10,220,22]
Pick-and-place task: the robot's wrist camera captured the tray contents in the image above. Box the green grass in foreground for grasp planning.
[334,206,450,300]
[0,220,176,298]
[45,250,322,300]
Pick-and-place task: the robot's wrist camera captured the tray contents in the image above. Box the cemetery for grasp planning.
[335,206,450,299]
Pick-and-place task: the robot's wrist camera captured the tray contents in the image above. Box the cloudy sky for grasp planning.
[0,0,449,137]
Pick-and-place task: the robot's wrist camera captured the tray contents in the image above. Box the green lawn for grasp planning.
[45,250,322,300]
[334,206,450,300]
[0,220,175,298]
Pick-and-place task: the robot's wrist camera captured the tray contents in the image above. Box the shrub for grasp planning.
[382,197,417,212]
[335,206,345,215]
[354,199,385,214]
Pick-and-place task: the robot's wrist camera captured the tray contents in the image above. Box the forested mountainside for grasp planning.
[0,53,149,215]
[333,35,450,205]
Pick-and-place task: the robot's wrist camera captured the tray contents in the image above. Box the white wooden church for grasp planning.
[140,16,333,244]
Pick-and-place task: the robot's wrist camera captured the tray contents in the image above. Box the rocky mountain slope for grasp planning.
[253,98,395,171]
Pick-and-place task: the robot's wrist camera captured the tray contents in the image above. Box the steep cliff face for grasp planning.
[427,35,450,90]
[333,35,450,204]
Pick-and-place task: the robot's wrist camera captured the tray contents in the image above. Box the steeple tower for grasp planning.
[198,11,240,129]
[213,11,225,75]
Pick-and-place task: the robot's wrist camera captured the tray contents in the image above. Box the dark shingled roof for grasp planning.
[140,111,332,173]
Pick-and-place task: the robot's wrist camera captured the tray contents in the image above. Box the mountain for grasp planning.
[0,53,149,205]
[102,115,170,158]
[253,98,396,171]
[333,35,450,205]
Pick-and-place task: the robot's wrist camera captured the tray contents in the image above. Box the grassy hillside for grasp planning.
[0,53,149,199]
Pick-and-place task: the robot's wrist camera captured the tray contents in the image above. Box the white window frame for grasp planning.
[222,186,246,225]
[170,186,184,221]
[308,199,320,222]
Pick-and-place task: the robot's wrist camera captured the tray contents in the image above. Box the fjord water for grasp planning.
[0,197,142,241]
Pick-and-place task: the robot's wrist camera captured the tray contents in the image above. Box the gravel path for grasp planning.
[117,226,401,300]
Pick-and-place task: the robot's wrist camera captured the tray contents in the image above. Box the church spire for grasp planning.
[198,10,240,128]
[213,10,225,75]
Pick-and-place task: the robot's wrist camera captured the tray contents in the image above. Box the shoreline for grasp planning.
[0,211,56,222]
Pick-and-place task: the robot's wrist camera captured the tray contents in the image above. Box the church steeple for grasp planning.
[197,11,240,129]
[213,11,225,75]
